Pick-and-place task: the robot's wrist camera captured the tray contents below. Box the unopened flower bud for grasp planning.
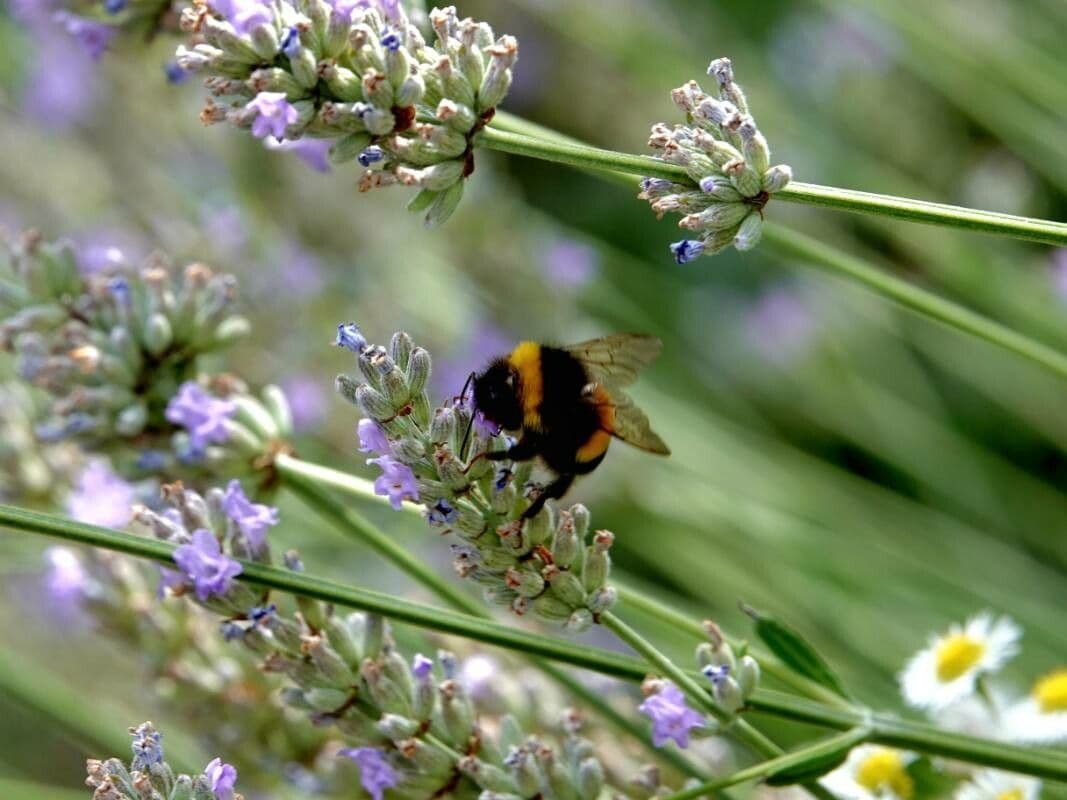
[762,164,792,193]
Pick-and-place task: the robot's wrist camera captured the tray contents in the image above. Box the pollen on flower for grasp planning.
[997,790,1024,800]
[936,634,987,682]
[855,748,914,800]
[1034,668,1067,713]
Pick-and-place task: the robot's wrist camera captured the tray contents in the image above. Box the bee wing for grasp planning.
[606,389,671,455]
[564,333,662,389]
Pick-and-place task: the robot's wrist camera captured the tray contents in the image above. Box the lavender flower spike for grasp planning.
[173,529,243,600]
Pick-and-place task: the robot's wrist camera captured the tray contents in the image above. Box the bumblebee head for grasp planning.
[472,358,523,431]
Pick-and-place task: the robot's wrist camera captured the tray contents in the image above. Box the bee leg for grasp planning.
[522,473,575,519]
[486,436,539,462]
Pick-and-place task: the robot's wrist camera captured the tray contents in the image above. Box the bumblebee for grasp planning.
[472,333,670,518]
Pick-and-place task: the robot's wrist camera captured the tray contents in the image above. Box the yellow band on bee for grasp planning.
[508,341,543,428]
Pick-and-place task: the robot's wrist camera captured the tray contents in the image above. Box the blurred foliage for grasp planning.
[0,0,1065,794]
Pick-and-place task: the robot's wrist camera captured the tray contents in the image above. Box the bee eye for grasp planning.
[505,374,514,388]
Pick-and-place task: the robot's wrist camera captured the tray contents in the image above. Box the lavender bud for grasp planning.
[738,654,761,697]
[546,569,586,609]
[762,164,793,192]
[577,757,605,800]
[406,346,431,395]
[459,756,519,794]
[356,384,395,421]
[377,713,419,740]
[733,212,764,252]
[566,609,593,633]
[423,181,465,228]
[440,679,476,746]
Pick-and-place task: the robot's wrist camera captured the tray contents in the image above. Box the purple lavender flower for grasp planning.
[458,655,497,699]
[412,653,433,680]
[367,455,419,510]
[543,239,599,288]
[339,747,397,800]
[380,30,401,52]
[53,12,115,60]
[281,375,328,431]
[335,322,368,353]
[222,479,279,552]
[130,722,164,771]
[702,664,730,685]
[164,60,188,84]
[45,547,89,604]
[358,418,391,455]
[264,136,332,173]
[358,145,384,167]
[173,529,242,601]
[427,498,457,526]
[247,92,299,140]
[638,682,706,749]
[212,0,273,36]
[204,758,238,800]
[670,239,705,264]
[66,460,135,529]
[165,382,236,455]
[280,26,301,57]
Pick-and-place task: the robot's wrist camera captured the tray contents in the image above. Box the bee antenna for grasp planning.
[458,371,477,459]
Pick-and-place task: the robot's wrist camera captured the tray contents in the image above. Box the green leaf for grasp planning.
[742,603,853,700]
[765,728,869,787]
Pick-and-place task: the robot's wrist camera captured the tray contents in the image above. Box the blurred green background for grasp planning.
[1,0,1065,793]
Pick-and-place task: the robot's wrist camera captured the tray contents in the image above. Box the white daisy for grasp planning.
[1005,667,1067,744]
[956,770,1041,800]
[899,612,1020,711]
[821,745,915,800]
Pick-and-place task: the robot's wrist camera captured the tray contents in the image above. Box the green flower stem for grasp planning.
[761,224,1067,382]
[478,122,1067,383]
[274,454,708,779]
[613,583,850,708]
[5,504,1067,782]
[660,727,872,800]
[475,126,1067,246]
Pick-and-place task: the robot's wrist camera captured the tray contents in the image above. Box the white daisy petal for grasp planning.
[956,769,1040,800]
[1004,668,1067,744]
[898,612,1021,711]
[821,745,915,800]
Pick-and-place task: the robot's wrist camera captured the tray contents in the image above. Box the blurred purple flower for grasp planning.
[22,31,98,129]
[543,239,599,288]
[264,137,332,173]
[248,92,299,140]
[367,455,419,510]
[73,228,147,274]
[458,654,498,699]
[222,479,279,552]
[639,682,705,749]
[281,375,328,431]
[204,758,238,800]
[771,9,896,97]
[433,322,513,399]
[744,288,817,362]
[212,0,273,36]
[273,242,325,297]
[53,12,115,60]
[130,723,164,771]
[44,547,89,604]
[1049,249,1067,303]
[66,460,135,528]
[339,747,397,800]
[173,529,242,601]
[201,204,248,257]
[166,382,236,455]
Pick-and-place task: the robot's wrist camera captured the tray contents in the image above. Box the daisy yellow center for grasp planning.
[995,790,1024,800]
[935,634,986,682]
[856,749,914,800]
[1033,668,1067,713]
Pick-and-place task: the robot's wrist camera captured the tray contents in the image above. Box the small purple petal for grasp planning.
[339,747,397,800]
